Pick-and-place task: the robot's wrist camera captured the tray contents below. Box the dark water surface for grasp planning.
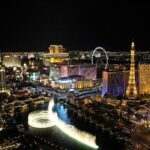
[20,102,124,150]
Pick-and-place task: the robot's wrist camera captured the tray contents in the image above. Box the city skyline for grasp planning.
[0,1,150,148]
[0,1,150,51]
[0,43,150,149]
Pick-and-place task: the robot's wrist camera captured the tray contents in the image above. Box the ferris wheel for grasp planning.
[91,47,109,70]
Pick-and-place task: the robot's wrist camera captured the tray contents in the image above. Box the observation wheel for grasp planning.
[91,47,108,70]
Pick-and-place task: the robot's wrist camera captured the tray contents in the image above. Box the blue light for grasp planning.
[55,103,71,124]
[58,79,72,83]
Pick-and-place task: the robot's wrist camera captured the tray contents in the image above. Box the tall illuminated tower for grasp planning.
[0,52,6,93]
[126,42,138,99]
[48,45,69,81]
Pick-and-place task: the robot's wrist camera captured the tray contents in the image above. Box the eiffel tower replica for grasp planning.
[126,42,138,99]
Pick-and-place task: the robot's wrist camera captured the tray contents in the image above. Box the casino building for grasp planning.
[102,70,129,97]
[58,75,94,90]
[138,63,150,96]
[61,64,97,80]
[48,45,69,81]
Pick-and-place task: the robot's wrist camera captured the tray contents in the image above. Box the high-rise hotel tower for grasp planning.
[48,45,69,81]
[0,52,6,93]
[126,42,138,99]
[138,63,150,96]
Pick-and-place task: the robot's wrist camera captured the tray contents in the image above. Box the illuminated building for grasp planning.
[138,63,150,96]
[49,45,69,63]
[58,75,93,90]
[61,65,69,77]
[0,54,6,93]
[78,64,97,80]
[102,70,129,97]
[2,52,43,68]
[126,42,138,99]
[61,64,97,80]
[42,56,50,66]
[50,64,61,81]
[68,65,79,76]
[2,52,21,67]
[48,45,69,81]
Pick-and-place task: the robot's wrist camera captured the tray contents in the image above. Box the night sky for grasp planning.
[0,1,150,51]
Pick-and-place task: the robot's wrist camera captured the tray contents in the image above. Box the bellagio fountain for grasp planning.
[28,98,99,149]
